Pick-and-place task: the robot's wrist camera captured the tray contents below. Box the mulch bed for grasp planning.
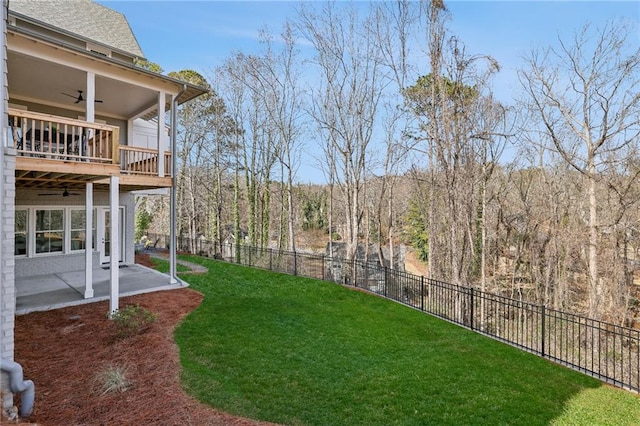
[14,271,275,425]
[134,252,155,268]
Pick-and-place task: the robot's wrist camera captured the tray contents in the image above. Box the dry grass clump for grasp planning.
[92,364,132,396]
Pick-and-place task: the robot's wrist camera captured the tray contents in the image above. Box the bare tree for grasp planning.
[171,70,213,251]
[170,69,241,253]
[217,59,250,260]
[204,70,243,248]
[297,2,387,261]
[369,0,420,268]
[405,43,500,286]
[519,20,640,319]
[221,53,280,248]
[250,23,305,251]
[424,0,447,281]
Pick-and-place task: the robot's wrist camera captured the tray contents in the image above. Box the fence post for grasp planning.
[351,258,356,288]
[541,304,546,358]
[294,251,298,276]
[384,266,388,298]
[421,276,425,311]
[364,261,369,290]
[469,287,474,331]
[322,255,325,281]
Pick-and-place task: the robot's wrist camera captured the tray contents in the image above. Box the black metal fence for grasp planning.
[147,233,640,393]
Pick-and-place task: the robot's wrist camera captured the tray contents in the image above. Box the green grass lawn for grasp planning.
[148,256,190,273]
[173,256,640,425]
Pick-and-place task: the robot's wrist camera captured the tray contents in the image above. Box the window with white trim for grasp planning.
[70,209,96,251]
[15,206,124,258]
[15,209,27,256]
[35,209,64,254]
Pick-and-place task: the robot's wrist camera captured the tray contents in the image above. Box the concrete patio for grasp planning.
[16,264,186,315]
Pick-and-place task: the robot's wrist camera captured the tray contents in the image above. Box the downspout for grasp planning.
[1,359,35,418]
[170,84,187,283]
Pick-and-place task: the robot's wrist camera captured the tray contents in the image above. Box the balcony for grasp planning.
[120,146,172,176]
[10,109,172,190]
[10,109,119,163]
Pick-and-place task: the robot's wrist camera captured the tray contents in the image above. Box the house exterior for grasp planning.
[1,0,206,412]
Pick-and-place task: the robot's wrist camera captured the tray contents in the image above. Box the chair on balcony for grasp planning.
[23,128,84,159]
[9,117,24,150]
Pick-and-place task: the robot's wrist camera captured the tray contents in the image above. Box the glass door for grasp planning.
[98,207,124,264]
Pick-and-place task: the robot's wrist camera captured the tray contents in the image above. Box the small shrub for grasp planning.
[110,304,157,338]
[93,364,132,395]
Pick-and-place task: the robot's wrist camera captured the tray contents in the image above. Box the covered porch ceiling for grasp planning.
[6,27,207,121]
[9,50,162,121]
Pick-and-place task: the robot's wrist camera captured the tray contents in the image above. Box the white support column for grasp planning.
[169,183,177,285]
[127,118,134,147]
[86,72,96,123]
[157,91,166,177]
[84,182,94,298]
[170,88,186,285]
[109,176,119,313]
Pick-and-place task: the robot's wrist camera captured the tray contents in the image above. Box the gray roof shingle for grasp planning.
[9,0,144,58]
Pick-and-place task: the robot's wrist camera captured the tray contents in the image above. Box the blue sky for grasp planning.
[98,0,639,98]
[98,0,639,182]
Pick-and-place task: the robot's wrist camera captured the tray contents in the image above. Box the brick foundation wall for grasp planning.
[1,151,16,410]
[1,0,14,411]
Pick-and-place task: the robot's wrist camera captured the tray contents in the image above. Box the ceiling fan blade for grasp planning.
[61,188,82,197]
[62,90,103,104]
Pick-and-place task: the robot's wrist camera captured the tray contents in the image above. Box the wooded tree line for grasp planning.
[138,1,640,324]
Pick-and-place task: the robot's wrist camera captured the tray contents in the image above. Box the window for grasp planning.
[70,209,96,251]
[15,209,27,256]
[15,206,123,258]
[35,209,64,254]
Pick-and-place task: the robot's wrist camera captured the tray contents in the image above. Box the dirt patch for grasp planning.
[404,248,428,277]
[14,288,275,425]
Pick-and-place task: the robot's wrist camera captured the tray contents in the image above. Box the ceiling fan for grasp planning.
[62,90,103,104]
[38,188,82,197]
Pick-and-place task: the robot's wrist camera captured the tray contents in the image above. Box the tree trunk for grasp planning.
[588,166,600,318]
